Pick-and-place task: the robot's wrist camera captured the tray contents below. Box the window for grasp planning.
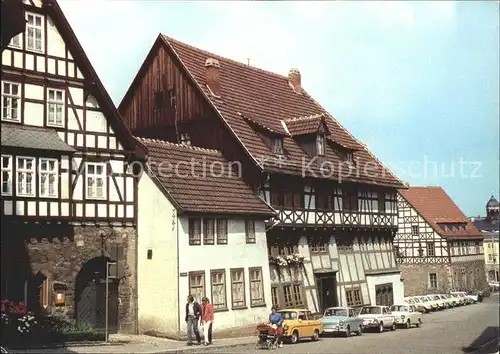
[249,267,265,306]
[272,137,283,154]
[16,157,35,196]
[9,34,21,48]
[342,187,358,212]
[1,155,12,196]
[230,268,246,308]
[488,254,493,261]
[2,82,21,122]
[245,220,256,244]
[345,151,354,163]
[271,287,279,307]
[189,218,201,245]
[188,271,205,303]
[345,288,362,307]
[216,219,228,244]
[282,283,304,308]
[310,243,328,254]
[210,270,227,310]
[411,225,419,236]
[86,162,106,199]
[26,12,44,52]
[429,273,437,288]
[203,219,215,245]
[47,89,64,126]
[426,242,435,257]
[316,134,325,156]
[39,158,58,197]
[378,192,386,212]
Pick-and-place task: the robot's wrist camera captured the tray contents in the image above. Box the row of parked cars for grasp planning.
[404,291,483,313]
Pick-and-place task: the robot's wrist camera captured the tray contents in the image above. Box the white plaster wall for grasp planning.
[137,173,179,336]
[178,216,272,332]
[366,273,404,305]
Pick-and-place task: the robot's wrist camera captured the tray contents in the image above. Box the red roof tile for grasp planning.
[399,186,483,239]
[139,137,276,217]
[161,35,404,188]
[283,114,326,137]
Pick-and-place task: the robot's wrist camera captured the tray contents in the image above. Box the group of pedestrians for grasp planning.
[185,295,214,346]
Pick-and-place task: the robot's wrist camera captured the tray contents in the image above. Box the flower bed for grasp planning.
[1,300,105,348]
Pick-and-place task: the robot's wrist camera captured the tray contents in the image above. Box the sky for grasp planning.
[57,0,499,217]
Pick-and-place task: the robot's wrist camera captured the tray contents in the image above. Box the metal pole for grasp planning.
[105,262,109,343]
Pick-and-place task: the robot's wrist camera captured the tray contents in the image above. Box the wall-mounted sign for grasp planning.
[179,272,188,277]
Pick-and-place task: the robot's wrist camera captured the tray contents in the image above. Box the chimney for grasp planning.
[205,58,221,97]
[288,68,302,94]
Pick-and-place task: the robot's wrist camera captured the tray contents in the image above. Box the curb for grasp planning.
[152,339,255,353]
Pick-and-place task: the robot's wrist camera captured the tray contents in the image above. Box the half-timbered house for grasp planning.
[136,137,275,338]
[1,0,146,333]
[395,186,486,295]
[118,34,407,313]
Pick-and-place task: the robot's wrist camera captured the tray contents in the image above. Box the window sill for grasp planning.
[86,197,107,201]
[214,307,229,313]
[189,243,201,246]
[1,118,21,124]
[250,303,267,308]
[17,194,36,198]
[46,123,65,128]
[26,48,44,54]
[216,242,228,245]
[231,306,248,311]
[246,241,256,244]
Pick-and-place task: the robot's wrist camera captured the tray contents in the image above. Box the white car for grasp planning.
[358,305,396,333]
[390,304,423,329]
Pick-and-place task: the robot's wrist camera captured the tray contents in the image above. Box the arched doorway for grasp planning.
[75,257,119,333]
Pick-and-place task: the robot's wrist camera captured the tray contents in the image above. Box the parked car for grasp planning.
[408,296,428,313]
[444,294,459,307]
[319,306,363,337]
[390,304,423,329]
[427,294,447,310]
[418,295,439,311]
[489,281,499,291]
[358,305,396,333]
[466,291,482,303]
[279,309,323,344]
[449,292,467,305]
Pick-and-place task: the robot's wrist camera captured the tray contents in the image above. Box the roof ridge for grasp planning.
[162,34,289,81]
[136,136,222,155]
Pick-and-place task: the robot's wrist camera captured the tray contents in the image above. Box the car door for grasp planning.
[305,310,318,334]
[408,305,416,323]
[382,306,392,326]
[298,311,311,336]
[348,308,359,328]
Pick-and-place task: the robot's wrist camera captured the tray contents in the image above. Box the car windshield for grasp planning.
[390,305,408,312]
[413,297,421,303]
[407,298,415,304]
[279,311,297,320]
[324,308,348,317]
[446,294,452,298]
[433,295,440,300]
[360,306,382,315]
[420,296,429,301]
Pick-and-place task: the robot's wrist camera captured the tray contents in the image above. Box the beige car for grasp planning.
[391,304,423,329]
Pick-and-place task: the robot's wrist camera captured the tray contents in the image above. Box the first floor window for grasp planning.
[249,267,264,306]
[429,273,437,288]
[345,288,362,307]
[216,219,228,244]
[230,268,246,308]
[203,219,215,245]
[426,242,435,257]
[86,162,106,199]
[47,88,64,126]
[39,158,58,197]
[189,218,201,245]
[16,157,35,196]
[1,155,12,195]
[188,271,205,303]
[282,283,304,308]
[210,270,227,310]
[2,82,21,122]
[245,220,256,244]
[271,287,279,308]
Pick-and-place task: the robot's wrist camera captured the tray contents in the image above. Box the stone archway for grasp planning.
[74,256,119,332]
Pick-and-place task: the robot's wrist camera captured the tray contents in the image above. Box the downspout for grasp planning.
[176,211,181,339]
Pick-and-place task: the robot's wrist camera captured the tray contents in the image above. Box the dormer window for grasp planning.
[272,137,283,154]
[316,134,325,156]
[346,151,354,163]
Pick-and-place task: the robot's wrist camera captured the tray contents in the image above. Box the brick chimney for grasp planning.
[205,58,221,97]
[288,68,302,94]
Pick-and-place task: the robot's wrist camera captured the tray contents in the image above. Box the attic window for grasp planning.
[316,134,325,156]
[154,91,164,108]
[272,137,283,154]
[345,151,354,163]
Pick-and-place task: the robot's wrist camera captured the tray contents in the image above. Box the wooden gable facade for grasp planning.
[0,0,145,333]
[118,34,406,312]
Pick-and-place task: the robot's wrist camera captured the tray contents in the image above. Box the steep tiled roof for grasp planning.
[400,186,482,239]
[1,123,75,152]
[139,138,276,217]
[161,35,404,188]
[283,114,325,137]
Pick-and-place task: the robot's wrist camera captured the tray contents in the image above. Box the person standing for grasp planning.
[201,297,214,345]
[185,295,201,345]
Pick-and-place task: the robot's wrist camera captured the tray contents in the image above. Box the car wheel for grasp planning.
[311,329,320,341]
[345,326,351,337]
[379,322,384,333]
[291,331,299,344]
[405,319,410,329]
[357,325,363,336]
[416,318,422,328]
[391,322,396,331]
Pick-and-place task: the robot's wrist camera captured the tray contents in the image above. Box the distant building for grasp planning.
[470,196,499,282]
[394,187,487,295]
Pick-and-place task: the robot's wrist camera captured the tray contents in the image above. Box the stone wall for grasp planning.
[399,264,452,296]
[1,222,137,334]
[450,259,488,291]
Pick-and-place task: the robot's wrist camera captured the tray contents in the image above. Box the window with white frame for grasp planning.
[429,273,438,288]
[230,268,246,308]
[316,134,325,156]
[47,89,64,126]
[86,162,106,199]
[39,158,58,197]
[9,34,22,48]
[16,157,35,196]
[2,82,21,122]
[210,270,227,310]
[26,12,44,52]
[249,267,265,306]
[1,155,13,196]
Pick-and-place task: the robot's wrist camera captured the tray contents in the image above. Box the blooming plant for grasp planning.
[17,314,37,334]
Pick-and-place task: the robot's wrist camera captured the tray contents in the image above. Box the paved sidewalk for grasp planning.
[7,334,256,353]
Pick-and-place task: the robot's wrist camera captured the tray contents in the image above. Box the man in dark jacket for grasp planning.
[185,295,202,345]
